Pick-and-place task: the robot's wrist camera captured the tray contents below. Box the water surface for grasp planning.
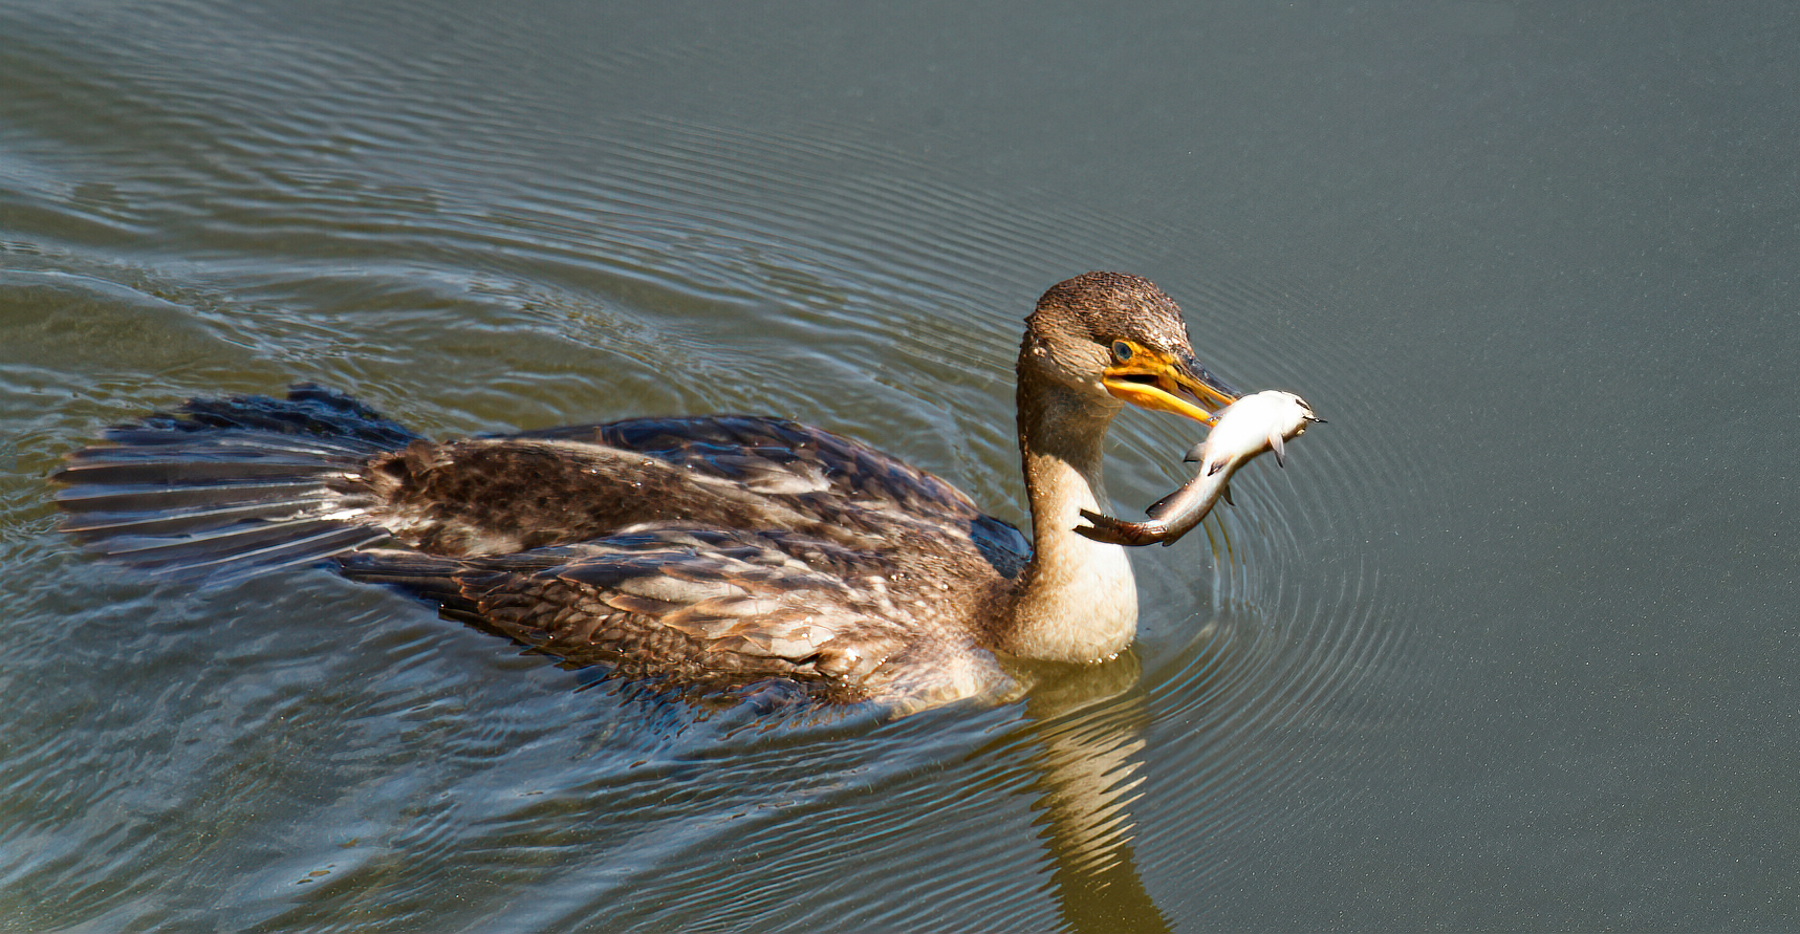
[3,2,1796,931]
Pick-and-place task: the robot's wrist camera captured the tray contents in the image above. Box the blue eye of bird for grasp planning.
[1112,341,1133,362]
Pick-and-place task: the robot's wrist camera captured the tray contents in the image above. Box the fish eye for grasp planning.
[1111,341,1134,362]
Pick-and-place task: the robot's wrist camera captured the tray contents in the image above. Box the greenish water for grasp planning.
[3,2,1796,930]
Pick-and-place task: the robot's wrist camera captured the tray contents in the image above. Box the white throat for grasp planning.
[1009,450,1138,662]
[1005,375,1139,663]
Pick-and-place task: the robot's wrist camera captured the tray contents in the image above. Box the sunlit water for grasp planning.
[6,2,1797,932]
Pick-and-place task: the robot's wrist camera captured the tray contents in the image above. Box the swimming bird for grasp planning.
[1075,390,1323,547]
[53,272,1241,713]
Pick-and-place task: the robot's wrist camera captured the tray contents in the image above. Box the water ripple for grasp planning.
[0,5,1454,929]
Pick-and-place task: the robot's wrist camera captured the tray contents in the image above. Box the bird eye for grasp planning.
[1111,341,1134,362]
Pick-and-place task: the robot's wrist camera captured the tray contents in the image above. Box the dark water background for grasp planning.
[2,2,1795,930]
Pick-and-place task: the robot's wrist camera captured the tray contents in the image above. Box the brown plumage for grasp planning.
[53,272,1240,714]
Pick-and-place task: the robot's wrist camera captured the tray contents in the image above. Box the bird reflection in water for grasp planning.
[1019,651,1170,934]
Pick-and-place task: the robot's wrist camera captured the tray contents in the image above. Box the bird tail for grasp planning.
[53,383,420,582]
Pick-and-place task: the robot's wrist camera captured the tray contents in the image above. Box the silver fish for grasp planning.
[1077,390,1324,547]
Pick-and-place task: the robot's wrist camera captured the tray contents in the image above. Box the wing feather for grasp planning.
[339,528,909,695]
[522,415,987,526]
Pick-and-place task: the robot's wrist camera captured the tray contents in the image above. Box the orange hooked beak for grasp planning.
[1102,348,1242,424]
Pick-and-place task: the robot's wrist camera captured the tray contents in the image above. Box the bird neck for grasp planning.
[1003,374,1139,663]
